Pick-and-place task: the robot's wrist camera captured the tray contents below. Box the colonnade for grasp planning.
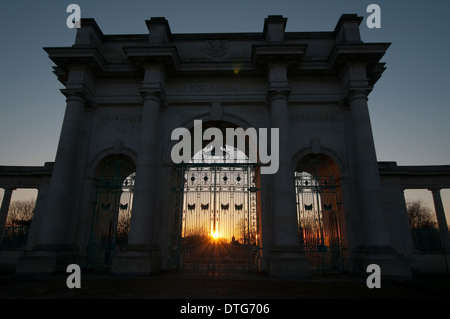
[0,163,53,248]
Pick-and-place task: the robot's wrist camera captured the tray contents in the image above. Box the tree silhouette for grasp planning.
[6,199,36,226]
[116,209,131,244]
[407,199,437,229]
[1,199,35,247]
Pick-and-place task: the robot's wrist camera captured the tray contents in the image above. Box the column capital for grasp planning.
[267,64,290,102]
[60,89,87,102]
[346,88,370,104]
[139,64,167,106]
[429,187,442,194]
[139,86,167,107]
[267,87,291,101]
[60,86,96,108]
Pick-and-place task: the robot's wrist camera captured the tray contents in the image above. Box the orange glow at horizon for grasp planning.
[211,229,219,240]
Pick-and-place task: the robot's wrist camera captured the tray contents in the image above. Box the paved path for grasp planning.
[0,270,449,299]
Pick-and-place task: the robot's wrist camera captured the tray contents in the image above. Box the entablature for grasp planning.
[378,161,450,190]
[45,14,390,102]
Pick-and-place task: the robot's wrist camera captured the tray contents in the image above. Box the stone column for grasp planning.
[429,188,450,255]
[0,187,15,242]
[112,66,165,275]
[16,91,86,274]
[128,91,163,245]
[38,92,86,247]
[267,65,310,277]
[269,90,298,246]
[25,179,50,249]
[348,89,390,247]
[348,89,411,278]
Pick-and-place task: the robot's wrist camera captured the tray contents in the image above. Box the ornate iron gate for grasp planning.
[295,158,344,272]
[87,157,135,269]
[169,163,260,272]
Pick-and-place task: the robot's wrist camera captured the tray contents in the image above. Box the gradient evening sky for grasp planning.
[0,1,449,223]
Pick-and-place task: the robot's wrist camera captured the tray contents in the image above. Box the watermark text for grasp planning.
[66,4,81,29]
[171,120,279,174]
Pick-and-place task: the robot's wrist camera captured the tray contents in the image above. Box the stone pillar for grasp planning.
[347,89,411,278]
[129,92,162,245]
[38,92,86,246]
[269,91,298,246]
[267,64,310,277]
[112,65,165,275]
[16,90,86,274]
[399,189,414,257]
[25,179,51,249]
[430,189,450,255]
[0,187,15,242]
[348,89,390,247]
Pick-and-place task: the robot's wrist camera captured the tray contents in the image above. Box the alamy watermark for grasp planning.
[171,120,279,174]
[65,262,381,289]
[66,264,81,288]
[366,264,381,288]
[366,4,381,29]
[66,4,81,29]
[65,4,381,30]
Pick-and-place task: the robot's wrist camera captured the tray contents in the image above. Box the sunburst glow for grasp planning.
[211,230,219,240]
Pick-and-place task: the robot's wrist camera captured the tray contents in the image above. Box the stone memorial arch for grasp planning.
[6,14,449,278]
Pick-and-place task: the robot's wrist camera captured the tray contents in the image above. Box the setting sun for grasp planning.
[211,230,219,240]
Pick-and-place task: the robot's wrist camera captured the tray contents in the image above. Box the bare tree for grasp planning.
[6,199,36,226]
[116,209,131,244]
[235,217,257,245]
[407,199,437,229]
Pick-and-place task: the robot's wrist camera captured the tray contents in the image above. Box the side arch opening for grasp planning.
[295,154,345,272]
[87,155,135,269]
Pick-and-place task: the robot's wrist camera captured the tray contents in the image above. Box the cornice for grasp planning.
[327,42,390,83]
[44,15,391,86]
[252,44,307,74]
[123,45,180,75]
[44,47,108,83]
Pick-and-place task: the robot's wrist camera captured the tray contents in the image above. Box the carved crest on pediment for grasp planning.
[206,40,229,58]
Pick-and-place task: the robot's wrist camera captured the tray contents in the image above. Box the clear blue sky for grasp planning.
[0,1,449,221]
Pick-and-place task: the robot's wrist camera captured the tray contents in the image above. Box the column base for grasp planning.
[111,244,161,275]
[352,245,412,280]
[15,245,80,275]
[268,246,310,277]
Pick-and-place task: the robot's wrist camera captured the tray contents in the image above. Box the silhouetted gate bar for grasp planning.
[169,163,260,272]
[87,157,135,269]
[295,157,345,272]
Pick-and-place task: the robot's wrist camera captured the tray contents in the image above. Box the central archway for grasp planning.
[168,120,261,272]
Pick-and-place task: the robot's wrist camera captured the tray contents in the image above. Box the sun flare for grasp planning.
[211,230,219,240]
